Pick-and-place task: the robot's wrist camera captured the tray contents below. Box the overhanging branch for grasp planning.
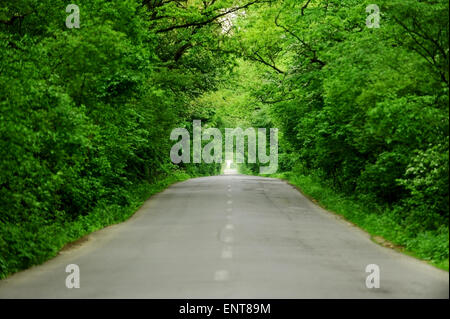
[156,0,268,33]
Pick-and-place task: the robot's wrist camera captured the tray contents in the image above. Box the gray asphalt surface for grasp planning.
[0,174,448,298]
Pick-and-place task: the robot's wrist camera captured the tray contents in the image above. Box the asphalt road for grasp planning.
[0,174,448,298]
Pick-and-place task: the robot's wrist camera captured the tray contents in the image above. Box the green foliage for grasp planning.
[232,0,448,225]
[0,0,228,278]
[229,0,448,267]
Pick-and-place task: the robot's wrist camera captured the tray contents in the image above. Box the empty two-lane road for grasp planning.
[0,175,448,298]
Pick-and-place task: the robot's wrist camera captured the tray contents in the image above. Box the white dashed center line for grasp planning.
[225,224,234,230]
[223,235,233,243]
[221,246,233,259]
[214,270,229,281]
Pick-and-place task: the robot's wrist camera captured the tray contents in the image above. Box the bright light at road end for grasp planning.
[224,160,238,175]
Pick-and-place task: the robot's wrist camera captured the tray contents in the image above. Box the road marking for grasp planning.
[223,235,233,243]
[214,270,229,281]
[221,246,233,259]
[227,200,232,205]
[225,224,234,230]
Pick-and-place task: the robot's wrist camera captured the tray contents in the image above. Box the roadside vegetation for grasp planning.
[231,1,449,270]
[0,0,224,278]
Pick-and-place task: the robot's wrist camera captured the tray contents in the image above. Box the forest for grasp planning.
[0,0,448,278]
